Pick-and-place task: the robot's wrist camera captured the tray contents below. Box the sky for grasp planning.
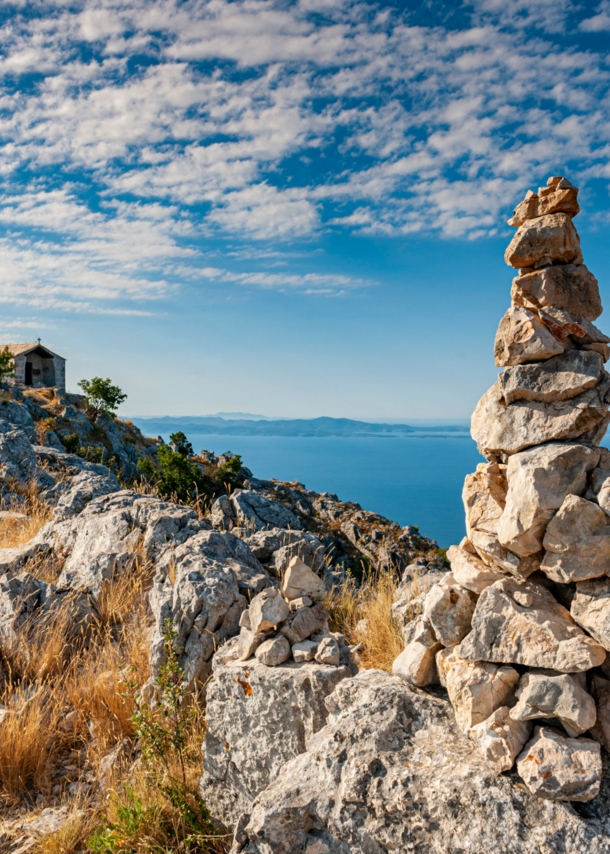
[1,0,610,419]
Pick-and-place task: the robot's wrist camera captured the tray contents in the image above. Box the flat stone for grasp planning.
[494,306,564,367]
[249,588,290,634]
[463,461,507,537]
[289,596,312,612]
[280,556,326,602]
[498,350,603,405]
[471,379,610,459]
[516,727,601,802]
[458,577,606,672]
[422,574,476,646]
[471,706,532,774]
[496,443,599,557]
[392,617,442,687]
[507,178,579,226]
[292,639,318,662]
[541,494,610,583]
[280,603,327,644]
[255,634,291,666]
[437,647,519,733]
[504,213,583,269]
[511,264,601,321]
[571,578,610,651]
[447,545,505,594]
[510,670,597,737]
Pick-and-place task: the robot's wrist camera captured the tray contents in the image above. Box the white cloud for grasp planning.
[580,1,610,31]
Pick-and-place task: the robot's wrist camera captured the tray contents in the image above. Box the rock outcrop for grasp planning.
[391,176,610,804]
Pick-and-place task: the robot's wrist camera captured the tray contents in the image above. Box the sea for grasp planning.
[130,422,485,548]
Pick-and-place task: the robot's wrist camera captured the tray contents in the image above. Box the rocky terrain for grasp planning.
[4,177,610,854]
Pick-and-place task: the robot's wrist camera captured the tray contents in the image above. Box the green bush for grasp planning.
[61,433,81,454]
[0,347,14,383]
[170,431,193,456]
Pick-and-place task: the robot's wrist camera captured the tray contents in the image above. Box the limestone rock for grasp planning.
[235,627,267,662]
[471,706,532,774]
[462,461,506,537]
[494,306,564,367]
[511,263,601,321]
[571,578,610,650]
[255,635,291,666]
[392,617,441,687]
[199,658,352,828]
[390,562,448,636]
[438,647,519,733]
[469,529,541,579]
[249,588,290,634]
[510,670,597,737]
[508,178,579,226]
[458,577,606,672]
[541,494,610,583]
[291,639,318,662]
[0,429,53,490]
[504,213,583,269]
[280,556,325,603]
[516,727,601,802]
[447,544,505,593]
[471,380,610,459]
[52,471,120,521]
[280,603,327,644]
[235,670,610,854]
[422,574,476,646]
[230,490,303,532]
[315,636,340,666]
[497,442,599,557]
[498,350,604,405]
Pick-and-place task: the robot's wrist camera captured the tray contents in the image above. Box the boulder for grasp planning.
[468,529,541,579]
[422,574,476,645]
[437,647,519,733]
[458,577,606,672]
[199,658,353,828]
[248,588,289,634]
[494,306,564,367]
[235,670,610,854]
[230,490,303,532]
[462,461,506,537]
[52,471,120,521]
[496,442,599,557]
[280,556,326,602]
[447,544,505,593]
[470,706,532,774]
[255,635,291,666]
[511,263,601,321]
[0,429,53,490]
[471,379,610,459]
[507,177,580,226]
[504,212,583,269]
[516,727,601,802]
[510,670,597,737]
[541,494,610,583]
[571,578,610,650]
[498,350,604,405]
[392,617,441,687]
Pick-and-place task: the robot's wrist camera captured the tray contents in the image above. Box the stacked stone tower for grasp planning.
[394,176,610,802]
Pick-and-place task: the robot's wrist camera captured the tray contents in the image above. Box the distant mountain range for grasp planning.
[129,415,471,439]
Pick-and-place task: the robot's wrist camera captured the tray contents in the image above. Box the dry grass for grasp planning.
[37,802,95,854]
[325,569,404,672]
[0,487,52,549]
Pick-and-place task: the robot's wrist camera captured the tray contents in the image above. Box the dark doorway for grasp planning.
[25,363,33,386]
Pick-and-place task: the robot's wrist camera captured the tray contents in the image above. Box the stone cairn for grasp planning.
[222,556,350,668]
[393,176,610,802]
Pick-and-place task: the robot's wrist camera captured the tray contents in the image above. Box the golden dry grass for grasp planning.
[0,488,52,549]
[325,569,404,672]
[36,802,95,854]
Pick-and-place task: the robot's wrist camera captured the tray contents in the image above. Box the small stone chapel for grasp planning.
[0,340,66,391]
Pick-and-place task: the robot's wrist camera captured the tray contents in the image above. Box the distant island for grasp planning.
[128,415,471,439]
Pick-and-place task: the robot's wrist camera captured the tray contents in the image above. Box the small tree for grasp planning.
[0,347,14,383]
[77,377,127,422]
[169,431,194,457]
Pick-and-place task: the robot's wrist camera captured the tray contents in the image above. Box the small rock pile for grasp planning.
[394,176,610,803]
[222,556,350,668]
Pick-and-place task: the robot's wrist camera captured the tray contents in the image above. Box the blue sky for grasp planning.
[1,0,610,418]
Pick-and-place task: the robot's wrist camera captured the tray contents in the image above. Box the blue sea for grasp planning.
[132,424,485,548]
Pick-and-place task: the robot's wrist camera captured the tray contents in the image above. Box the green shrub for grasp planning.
[0,347,14,383]
[170,431,193,456]
[137,444,244,506]
[61,433,81,454]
